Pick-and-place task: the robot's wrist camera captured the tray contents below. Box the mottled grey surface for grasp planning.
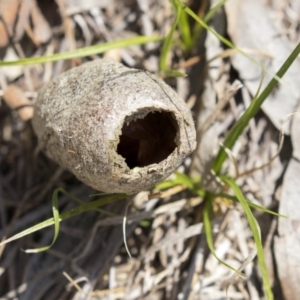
[32,59,196,194]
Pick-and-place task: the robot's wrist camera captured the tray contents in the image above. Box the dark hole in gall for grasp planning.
[117,111,178,169]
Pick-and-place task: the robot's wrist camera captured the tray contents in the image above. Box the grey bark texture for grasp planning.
[32,59,196,194]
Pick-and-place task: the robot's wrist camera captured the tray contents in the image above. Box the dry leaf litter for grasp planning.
[0,0,297,299]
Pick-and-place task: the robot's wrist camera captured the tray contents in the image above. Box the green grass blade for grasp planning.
[155,180,182,190]
[160,69,187,77]
[213,42,300,174]
[214,193,286,218]
[57,188,115,217]
[175,0,257,65]
[24,188,115,252]
[175,0,285,85]
[159,4,181,71]
[203,0,227,23]
[0,36,162,66]
[178,9,193,52]
[0,193,125,248]
[25,188,61,253]
[155,172,196,190]
[192,0,227,46]
[203,196,244,276]
[174,172,195,189]
[220,176,273,300]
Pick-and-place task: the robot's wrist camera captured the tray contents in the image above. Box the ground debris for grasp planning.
[0,0,293,299]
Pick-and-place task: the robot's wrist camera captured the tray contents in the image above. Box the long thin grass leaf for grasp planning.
[213,42,300,174]
[221,176,273,300]
[203,196,244,276]
[203,0,227,23]
[0,194,125,247]
[159,5,181,71]
[0,36,162,66]
[191,0,227,47]
[214,193,286,218]
[155,180,182,190]
[160,69,187,78]
[174,172,195,190]
[175,0,284,85]
[123,201,132,258]
[178,9,193,51]
[25,188,61,253]
[155,172,195,190]
[225,221,259,299]
[57,188,115,216]
[175,0,258,64]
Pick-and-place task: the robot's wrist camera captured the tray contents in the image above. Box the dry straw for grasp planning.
[32,59,196,194]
